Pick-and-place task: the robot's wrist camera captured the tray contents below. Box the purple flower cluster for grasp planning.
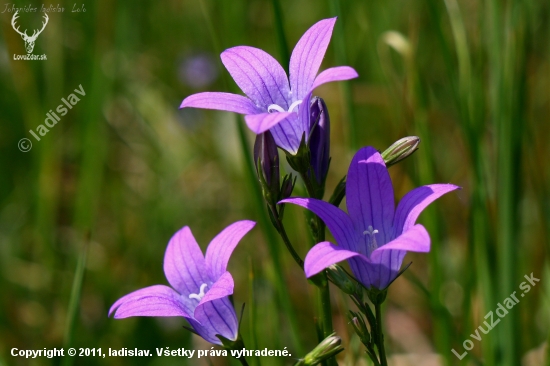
[110,17,459,351]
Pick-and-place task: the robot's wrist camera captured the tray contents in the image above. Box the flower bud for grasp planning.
[327,264,358,295]
[298,333,343,366]
[350,313,370,344]
[381,136,420,167]
[308,97,330,184]
[254,131,280,203]
[280,174,296,200]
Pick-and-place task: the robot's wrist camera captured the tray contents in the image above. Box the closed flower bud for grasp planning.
[308,97,330,185]
[381,136,420,167]
[280,174,296,200]
[254,131,280,203]
[297,333,343,366]
[327,264,358,295]
[348,312,370,345]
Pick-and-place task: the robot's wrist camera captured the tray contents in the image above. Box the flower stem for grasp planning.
[269,206,304,269]
[374,302,388,366]
[296,169,335,366]
[319,278,333,338]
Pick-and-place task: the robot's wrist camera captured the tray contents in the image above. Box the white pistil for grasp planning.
[363,225,379,254]
[267,104,285,113]
[267,100,303,114]
[189,283,208,301]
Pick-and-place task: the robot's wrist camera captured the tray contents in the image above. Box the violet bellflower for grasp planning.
[109,221,256,345]
[281,146,460,290]
[180,17,358,154]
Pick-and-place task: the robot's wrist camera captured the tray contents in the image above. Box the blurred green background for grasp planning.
[1,0,549,365]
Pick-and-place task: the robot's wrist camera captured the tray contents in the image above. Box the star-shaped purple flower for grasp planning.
[109,220,256,345]
[180,17,358,154]
[281,146,460,289]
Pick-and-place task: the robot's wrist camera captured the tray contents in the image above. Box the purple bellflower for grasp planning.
[281,146,460,289]
[109,221,256,345]
[180,18,358,154]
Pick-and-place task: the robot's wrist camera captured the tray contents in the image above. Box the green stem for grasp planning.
[61,236,89,366]
[270,0,290,69]
[328,0,357,150]
[374,303,388,366]
[295,170,335,365]
[270,205,304,268]
[319,277,332,338]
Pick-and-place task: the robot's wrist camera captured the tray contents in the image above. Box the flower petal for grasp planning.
[221,46,290,109]
[192,297,238,345]
[297,90,314,143]
[289,18,336,100]
[109,285,191,318]
[304,241,364,277]
[358,224,430,289]
[196,271,234,311]
[348,251,406,290]
[371,224,431,257]
[205,220,256,279]
[269,113,303,153]
[346,146,395,243]
[164,226,210,298]
[279,197,357,250]
[311,66,358,90]
[393,184,461,236]
[180,92,262,115]
[245,112,294,134]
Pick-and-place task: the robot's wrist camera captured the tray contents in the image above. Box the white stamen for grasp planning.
[267,104,285,113]
[287,100,303,113]
[362,225,379,236]
[189,283,208,301]
[362,226,380,253]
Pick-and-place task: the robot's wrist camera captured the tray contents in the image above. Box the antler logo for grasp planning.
[11,11,49,54]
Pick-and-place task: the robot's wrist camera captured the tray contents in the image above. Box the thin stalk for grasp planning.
[247,259,259,366]
[328,0,357,150]
[236,122,304,354]
[374,303,388,366]
[318,277,332,338]
[269,207,304,269]
[294,168,335,365]
[270,0,290,69]
[61,236,89,366]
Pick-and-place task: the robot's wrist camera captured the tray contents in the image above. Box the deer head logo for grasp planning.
[11,11,49,54]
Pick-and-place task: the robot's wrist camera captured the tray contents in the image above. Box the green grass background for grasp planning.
[0,0,549,365]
